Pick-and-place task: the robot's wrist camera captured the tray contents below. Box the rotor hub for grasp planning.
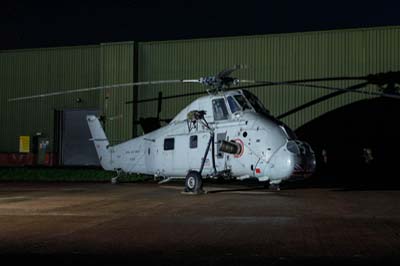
[199,76,239,91]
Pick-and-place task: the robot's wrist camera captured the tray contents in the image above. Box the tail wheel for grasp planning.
[185,171,203,193]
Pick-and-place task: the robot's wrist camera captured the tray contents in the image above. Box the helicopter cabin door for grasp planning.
[160,135,189,176]
[172,135,189,175]
[211,97,229,172]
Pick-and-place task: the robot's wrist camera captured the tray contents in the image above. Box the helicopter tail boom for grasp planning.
[86,115,113,171]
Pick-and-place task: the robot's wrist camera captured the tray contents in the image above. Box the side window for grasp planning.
[190,135,198,149]
[212,98,229,121]
[227,96,241,113]
[164,138,175,150]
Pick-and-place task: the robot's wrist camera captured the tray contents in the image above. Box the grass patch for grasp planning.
[0,167,152,182]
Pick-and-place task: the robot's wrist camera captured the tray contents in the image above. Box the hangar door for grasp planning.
[56,109,101,166]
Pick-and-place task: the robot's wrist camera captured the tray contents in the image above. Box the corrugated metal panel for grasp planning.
[0,46,100,152]
[137,26,400,132]
[1,26,399,153]
[100,42,135,144]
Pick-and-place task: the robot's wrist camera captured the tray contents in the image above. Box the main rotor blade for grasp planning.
[124,79,260,105]
[271,76,367,84]
[276,88,400,120]
[276,82,369,119]
[8,79,201,102]
[236,80,379,97]
[233,78,364,91]
[235,71,400,90]
[126,80,400,105]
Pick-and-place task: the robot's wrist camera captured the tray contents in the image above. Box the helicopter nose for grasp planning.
[288,141,316,177]
[265,144,297,181]
[265,141,316,182]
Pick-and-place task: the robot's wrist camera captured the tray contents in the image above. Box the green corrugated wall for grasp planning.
[137,26,400,132]
[1,26,399,153]
[100,42,135,144]
[0,45,101,152]
[0,42,136,153]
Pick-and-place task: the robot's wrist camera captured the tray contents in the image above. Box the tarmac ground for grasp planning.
[0,180,399,265]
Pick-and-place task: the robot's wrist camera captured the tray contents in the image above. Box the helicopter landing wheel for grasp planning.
[184,171,203,194]
[269,183,281,191]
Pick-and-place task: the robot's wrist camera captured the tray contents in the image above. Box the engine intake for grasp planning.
[220,140,242,155]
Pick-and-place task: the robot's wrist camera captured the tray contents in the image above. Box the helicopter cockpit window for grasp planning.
[242,90,270,115]
[164,138,175,150]
[233,95,251,110]
[212,98,229,121]
[227,96,241,113]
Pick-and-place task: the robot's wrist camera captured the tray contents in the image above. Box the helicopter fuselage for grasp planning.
[88,89,316,185]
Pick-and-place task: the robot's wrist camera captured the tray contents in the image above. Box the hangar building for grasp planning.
[0,26,399,166]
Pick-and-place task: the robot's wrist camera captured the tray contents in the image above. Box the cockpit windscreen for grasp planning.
[233,95,251,110]
[242,90,271,116]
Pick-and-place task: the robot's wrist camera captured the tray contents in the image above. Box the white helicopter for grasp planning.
[10,65,319,192]
[89,88,317,192]
[97,68,400,193]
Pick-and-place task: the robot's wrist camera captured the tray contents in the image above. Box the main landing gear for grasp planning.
[268,179,282,191]
[183,110,214,195]
[184,171,204,194]
[111,169,123,184]
[269,183,281,191]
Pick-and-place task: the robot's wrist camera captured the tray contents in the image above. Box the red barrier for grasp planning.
[0,153,57,167]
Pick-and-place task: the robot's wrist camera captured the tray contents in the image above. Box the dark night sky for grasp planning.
[2,0,400,50]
